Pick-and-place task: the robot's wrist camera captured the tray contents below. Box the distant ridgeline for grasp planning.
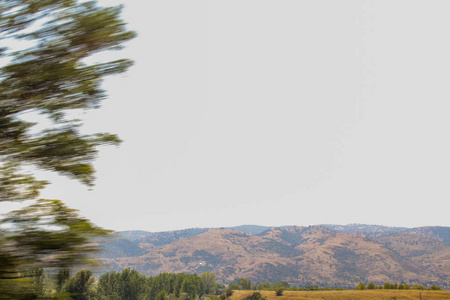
[96,224,450,289]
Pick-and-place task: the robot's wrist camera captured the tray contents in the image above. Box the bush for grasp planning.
[225,288,234,297]
[429,285,441,290]
[357,283,366,290]
[275,288,283,296]
[244,292,265,300]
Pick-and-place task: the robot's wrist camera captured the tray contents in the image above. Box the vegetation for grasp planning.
[0,0,134,298]
[243,292,265,300]
[3,268,446,299]
[231,289,450,300]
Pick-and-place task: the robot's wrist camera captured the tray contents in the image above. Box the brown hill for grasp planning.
[99,225,450,288]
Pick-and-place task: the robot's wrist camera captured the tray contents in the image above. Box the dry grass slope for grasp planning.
[231,290,450,300]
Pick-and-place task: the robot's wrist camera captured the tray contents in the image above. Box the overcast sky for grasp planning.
[36,0,450,232]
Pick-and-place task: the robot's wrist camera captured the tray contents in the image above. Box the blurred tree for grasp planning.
[0,0,134,298]
[2,199,110,268]
[0,0,134,191]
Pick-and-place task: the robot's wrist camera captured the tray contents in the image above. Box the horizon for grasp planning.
[23,0,450,232]
[116,223,448,234]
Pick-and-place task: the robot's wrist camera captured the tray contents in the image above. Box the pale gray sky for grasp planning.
[37,0,450,232]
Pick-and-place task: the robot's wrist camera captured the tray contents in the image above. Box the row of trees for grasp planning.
[357,282,441,290]
[24,269,225,299]
[25,267,446,299]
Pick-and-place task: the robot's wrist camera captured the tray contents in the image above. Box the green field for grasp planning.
[231,289,450,300]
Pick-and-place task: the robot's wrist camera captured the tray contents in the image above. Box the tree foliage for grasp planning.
[97,270,207,300]
[244,292,265,300]
[199,271,217,295]
[62,269,96,300]
[0,0,134,190]
[0,0,134,298]
[357,283,366,290]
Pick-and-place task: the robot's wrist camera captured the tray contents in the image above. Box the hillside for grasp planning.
[97,225,450,288]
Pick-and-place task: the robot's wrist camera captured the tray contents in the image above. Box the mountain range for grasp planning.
[96,224,450,289]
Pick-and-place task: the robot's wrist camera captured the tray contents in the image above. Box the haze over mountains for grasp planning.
[97,224,450,289]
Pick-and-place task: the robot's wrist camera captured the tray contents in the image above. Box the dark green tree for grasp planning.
[180,274,204,300]
[215,283,227,295]
[97,271,121,299]
[238,278,252,290]
[255,282,271,290]
[357,283,366,290]
[367,282,376,289]
[199,272,217,295]
[0,0,134,297]
[244,292,265,300]
[429,285,441,290]
[56,268,71,294]
[156,289,167,300]
[97,269,148,300]
[225,287,234,297]
[31,268,46,296]
[62,269,95,300]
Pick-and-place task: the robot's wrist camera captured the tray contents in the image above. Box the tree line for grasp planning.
[28,269,224,299]
[357,282,441,290]
[22,267,446,299]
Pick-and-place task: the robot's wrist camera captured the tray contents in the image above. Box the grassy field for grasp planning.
[230,289,450,300]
